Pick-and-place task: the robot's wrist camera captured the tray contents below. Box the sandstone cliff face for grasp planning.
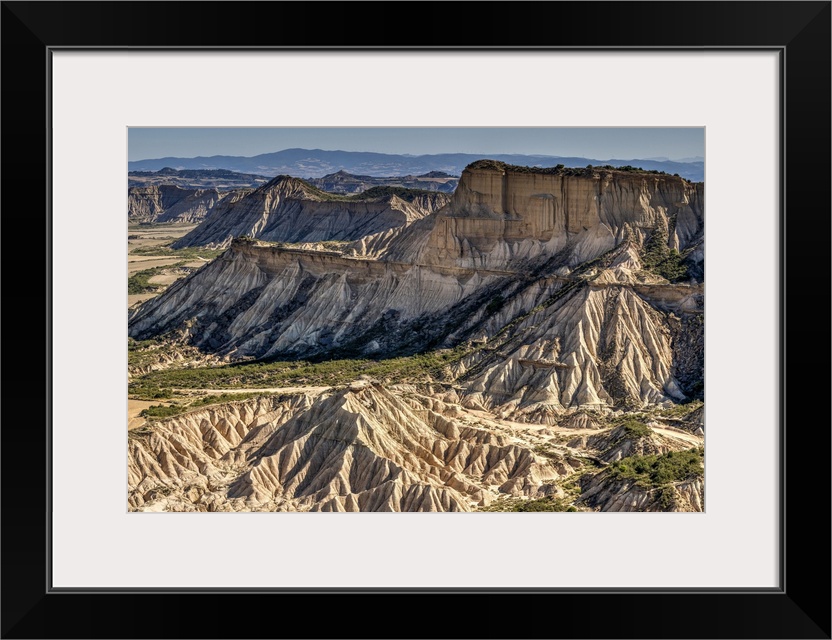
[171,176,450,249]
[127,185,231,224]
[407,165,703,271]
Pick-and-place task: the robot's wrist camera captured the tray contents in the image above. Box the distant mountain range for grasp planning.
[128,148,705,182]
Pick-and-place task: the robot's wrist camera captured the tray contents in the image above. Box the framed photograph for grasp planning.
[3,2,829,638]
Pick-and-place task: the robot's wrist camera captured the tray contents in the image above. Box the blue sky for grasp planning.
[128,127,704,162]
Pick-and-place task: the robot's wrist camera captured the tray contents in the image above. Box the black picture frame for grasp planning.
[2,2,829,638]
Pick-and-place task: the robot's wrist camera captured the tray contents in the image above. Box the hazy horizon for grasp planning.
[129,127,704,163]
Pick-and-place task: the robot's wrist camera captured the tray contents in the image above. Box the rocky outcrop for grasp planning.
[577,442,705,512]
[571,423,693,463]
[127,185,234,224]
[580,474,704,512]
[457,284,687,416]
[171,176,450,249]
[128,238,510,359]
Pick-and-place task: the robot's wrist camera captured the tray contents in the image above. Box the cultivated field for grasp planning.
[127,223,217,307]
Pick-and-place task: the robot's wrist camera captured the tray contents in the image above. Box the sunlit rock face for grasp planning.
[129,162,703,413]
[128,161,705,513]
[414,163,703,270]
[128,385,576,513]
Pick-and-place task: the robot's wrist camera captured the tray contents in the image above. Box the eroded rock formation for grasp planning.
[128,161,705,512]
[131,164,703,413]
[171,176,450,249]
[127,185,233,224]
[129,384,577,512]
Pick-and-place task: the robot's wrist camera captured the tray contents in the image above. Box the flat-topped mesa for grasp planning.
[172,175,449,249]
[307,170,458,194]
[415,160,703,270]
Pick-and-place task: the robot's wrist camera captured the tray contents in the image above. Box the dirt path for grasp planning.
[147,273,184,285]
[650,426,703,447]
[128,399,171,430]
[127,256,184,275]
[128,293,158,308]
[465,407,704,449]
[175,386,332,396]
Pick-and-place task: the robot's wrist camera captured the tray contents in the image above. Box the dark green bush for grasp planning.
[606,447,704,488]
[127,262,188,294]
[513,497,574,512]
[139,404,182,418]
[128,348,470,393]
[485,295,505,316]
[348,186,440,202]
[619,418,652,439]
[479,496,578,512]
[641,228,690,282]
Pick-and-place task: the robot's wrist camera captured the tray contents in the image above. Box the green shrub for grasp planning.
[130,244,224,260]
[619,418,652,439]
[139,404,182,418]
[137,392,285,420]
[485,295,505,316]
[128,348,471,393]
[641,228,690,282]
[658,399,704,419]
[187,392,281,410]
[129,383,173,400]
[513,497,573,512]
[479,496,577,512]
[128,262,188,295]
[657,485,677,510]
[606,447,704,488]
[348,186,440,202]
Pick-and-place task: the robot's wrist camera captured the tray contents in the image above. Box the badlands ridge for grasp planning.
[128,161,705,512]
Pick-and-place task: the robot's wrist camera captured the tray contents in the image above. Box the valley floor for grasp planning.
[127,223,215,307]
